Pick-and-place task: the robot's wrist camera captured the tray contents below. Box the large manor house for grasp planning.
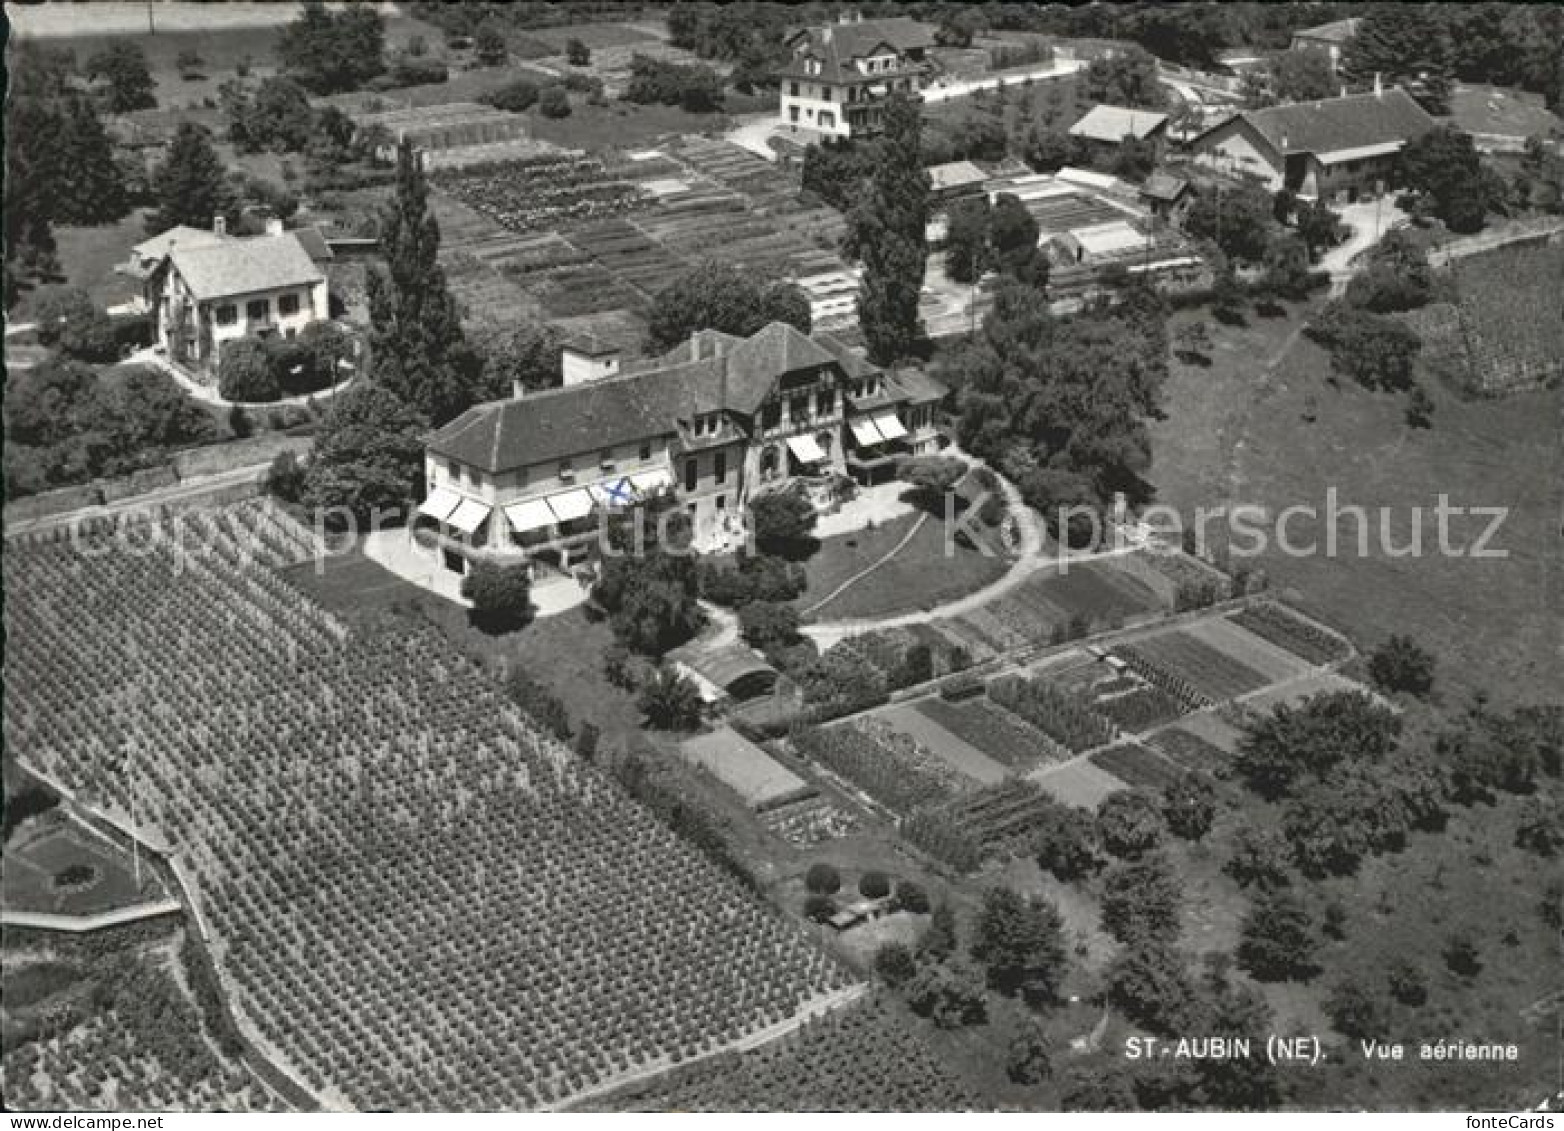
[419,323,946,574]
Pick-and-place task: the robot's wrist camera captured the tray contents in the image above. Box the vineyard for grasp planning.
[1446,241,1564,395]
[3,501,850,1110]
[583,994,982,1111]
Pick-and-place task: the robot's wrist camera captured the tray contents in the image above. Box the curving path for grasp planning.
[802,448,1146,650]
[126,346,357,409]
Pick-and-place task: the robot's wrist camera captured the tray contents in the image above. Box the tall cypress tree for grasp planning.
[847,93,930,365]
[366,139,477,426]
[149,122,236,233]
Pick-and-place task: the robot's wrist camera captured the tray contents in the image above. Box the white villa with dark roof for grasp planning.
[775,15,936,138]
[420,323,945,575]
[133,219,329,370]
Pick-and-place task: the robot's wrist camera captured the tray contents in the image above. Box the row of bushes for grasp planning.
[216,323,354,403]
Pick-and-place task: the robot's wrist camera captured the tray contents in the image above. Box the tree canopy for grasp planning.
[149,122,237,235]
[276,0,386,94]
[646,263,810,352]
[301,381,427,525]
[1235,690,1402,799]
[1396,126,1501,234]
[969,886,1068,1005]
[1081,45,1165,109]
[88,41,156,112]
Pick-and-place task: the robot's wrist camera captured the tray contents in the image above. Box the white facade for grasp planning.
[155,270,329,368]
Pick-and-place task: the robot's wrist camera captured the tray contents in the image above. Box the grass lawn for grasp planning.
[526,97,737,152]
[2,821,165,916]
[799,509,1011,622]
[8,213,148,321]
[1151,297,1560,705]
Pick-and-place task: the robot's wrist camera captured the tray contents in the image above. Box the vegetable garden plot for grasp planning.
[913,697,1068,769]
[584,994,981,1112]
[433,154,649,235]
[1240,671,1361,713]
[759,798,859,849]
[1181,616,1316,685]
[4,503,849,1112]
[1228,602,1352,666]
[986,676,1116,753]
[791,719,976,816]
[1148,727,1233,775]
[1115,629,1270,704]
[1088,743,1186,791]
[873,703,1008,785]
[1093,684,1188,734]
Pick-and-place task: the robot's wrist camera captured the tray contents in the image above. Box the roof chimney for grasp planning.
[690,329,702,360]
[265,217,284,237]
[822,26,832,44]
[213,215,227,236]
[512,379,525,400]
[1374,73,1383,99]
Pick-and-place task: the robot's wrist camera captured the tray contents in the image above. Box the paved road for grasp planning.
[921,58,1084,104]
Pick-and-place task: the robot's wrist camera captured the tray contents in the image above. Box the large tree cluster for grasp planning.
[276,0,386,94]
[934,279,1169,524]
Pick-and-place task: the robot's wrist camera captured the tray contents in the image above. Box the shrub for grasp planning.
[566,38,590,66]
[859,870,891,900]
[894,879,931,914]
[218,339,281,402]
[265,450,306,503]
[803,893,837,923]
[1386,957,1427,1006]
[33,287,120,363]
[738,600,801,654]
[481,79,539,113]
[1032,801,1103,881]
[1368,635,1435,698]
[460,559,533,631]
[1442,933,1482,978]
[1236,889,1318,981]
[538,85,571,118]
[1161,774,1216,841]
[1096,790,1166,860]
[623,54,724,112]
[390,55,448,87]
[805,862,842,895]
[1006,1021,1054,1084]
[505,668,571,742]
[637,666,703,730]
[1324,976,1391,1041]
[905,961,988,1028]
[874,941,917,988]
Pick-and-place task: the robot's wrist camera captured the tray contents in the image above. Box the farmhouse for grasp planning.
[1288,17,1360,74]
[1188,85,1435,201]
[775,15,936,138]
[1140,172,1193,221]
[420,323,946,574]
[142,220,329,370]
[1068,104,1170,154]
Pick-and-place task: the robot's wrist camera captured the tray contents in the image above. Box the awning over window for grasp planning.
[446,498,492,535]
[504,497,556,534]
[870,410,908,441]
[630,467,673,495]
[848,417,883,447]
[546,488,594,523]
[418,487,461,522]
[786,434,826,464]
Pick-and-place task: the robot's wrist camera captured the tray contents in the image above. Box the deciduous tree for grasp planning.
[970,886,1068,1005]
[1236,889,1319,981]
[301,381,426,525]
[647,262,810,351]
